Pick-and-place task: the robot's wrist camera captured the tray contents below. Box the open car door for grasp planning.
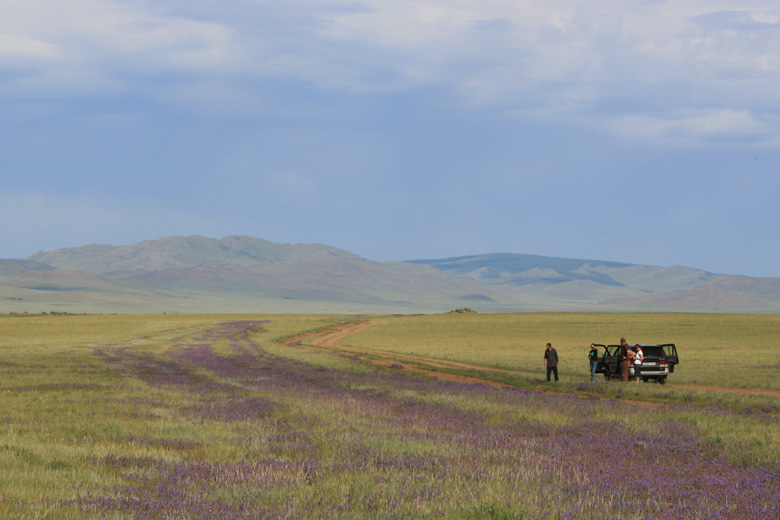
[598,344,620,379]
[660,343,678,372]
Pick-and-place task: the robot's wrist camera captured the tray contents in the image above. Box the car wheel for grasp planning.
[658,376,666,385]
[603,367,611,381]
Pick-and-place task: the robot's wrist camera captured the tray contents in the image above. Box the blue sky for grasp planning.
[1,0,779,276]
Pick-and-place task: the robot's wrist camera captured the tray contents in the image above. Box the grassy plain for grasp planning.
[0,313,778,519]
[342,312,780,390]
[0,314,339,518]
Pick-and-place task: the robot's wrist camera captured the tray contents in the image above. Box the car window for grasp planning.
[641,346,664,357]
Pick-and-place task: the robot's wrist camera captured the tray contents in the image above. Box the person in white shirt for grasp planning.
[634,345,644,382]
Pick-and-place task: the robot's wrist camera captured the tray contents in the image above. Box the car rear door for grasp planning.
[601,344,620,375]
[660,344,678,371]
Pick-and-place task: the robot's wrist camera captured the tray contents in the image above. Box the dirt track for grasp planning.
[297,319,513,388]
[289,319,780,399]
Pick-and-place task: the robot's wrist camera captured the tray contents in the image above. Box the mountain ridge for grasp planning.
[3,235,778,314]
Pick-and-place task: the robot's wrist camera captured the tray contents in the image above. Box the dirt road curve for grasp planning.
[290,319,780,399]
[303,319,515,388]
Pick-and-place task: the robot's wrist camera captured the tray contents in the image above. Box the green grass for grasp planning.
[0,313,778,519]
[341,312,780,390]
[0,314,341,517]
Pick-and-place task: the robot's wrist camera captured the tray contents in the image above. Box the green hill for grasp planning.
[1,236,777,314]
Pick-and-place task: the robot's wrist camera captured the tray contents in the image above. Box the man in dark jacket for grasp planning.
[543,343,559,382]
[619,338,632,382]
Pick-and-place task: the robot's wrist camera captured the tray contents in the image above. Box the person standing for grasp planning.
[588,343,600,382]
[634,345,644,382]
[544,343,559,382]
[619,338,632,382]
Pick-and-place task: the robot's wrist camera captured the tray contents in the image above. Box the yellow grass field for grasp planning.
[3,312,778,391]
[339,312,780,391]
[0,312,778,519]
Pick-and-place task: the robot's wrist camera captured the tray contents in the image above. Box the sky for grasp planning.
[1,0,779,277]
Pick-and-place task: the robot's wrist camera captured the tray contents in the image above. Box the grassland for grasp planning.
[342,312,780,390]
[0,313,778,519]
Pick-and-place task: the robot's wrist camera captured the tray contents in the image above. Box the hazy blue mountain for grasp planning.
[409,254,633,287]
[409,253,634,276]
[1,236,777,314]
[410,253,779,312]
[410,253,717,292]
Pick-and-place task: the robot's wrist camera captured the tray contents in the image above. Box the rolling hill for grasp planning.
[411,254,780,313]
[1,235,778,313]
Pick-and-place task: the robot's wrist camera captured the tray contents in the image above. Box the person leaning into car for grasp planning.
[543,343,559,382]
[619,338,633,382]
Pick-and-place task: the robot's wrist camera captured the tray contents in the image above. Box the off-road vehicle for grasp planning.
[594,343,679,383]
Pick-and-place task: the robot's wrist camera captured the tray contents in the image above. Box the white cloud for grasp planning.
[0,0,243,96]
[0,33,59,60]
[302,1,780,119]
[610,109,774,144]
[2,0,779,144]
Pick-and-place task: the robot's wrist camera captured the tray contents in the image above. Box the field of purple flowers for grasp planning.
[3,318,779,519]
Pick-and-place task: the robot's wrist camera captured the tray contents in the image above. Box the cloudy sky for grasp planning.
[1,0,779,276]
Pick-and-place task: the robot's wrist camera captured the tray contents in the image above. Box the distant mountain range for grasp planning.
[1,235,778,313]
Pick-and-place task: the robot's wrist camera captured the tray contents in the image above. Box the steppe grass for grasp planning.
[0,313,778,519]
[342,312,780,390]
